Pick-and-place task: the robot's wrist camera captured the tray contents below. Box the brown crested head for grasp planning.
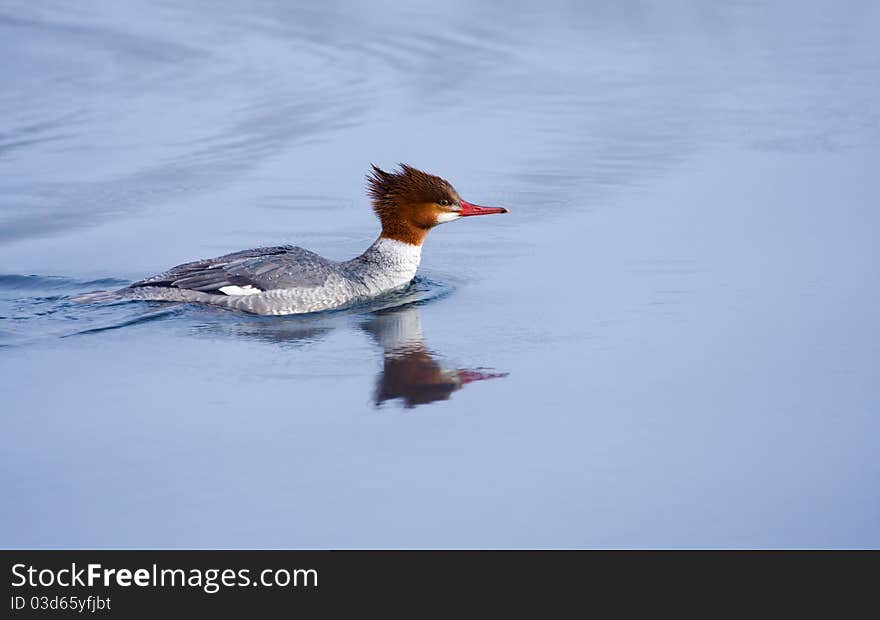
[367,164,508,246]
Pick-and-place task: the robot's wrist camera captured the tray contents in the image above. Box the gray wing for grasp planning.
[129,245,332,293]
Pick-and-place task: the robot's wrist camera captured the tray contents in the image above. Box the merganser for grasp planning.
[103,165,508,315]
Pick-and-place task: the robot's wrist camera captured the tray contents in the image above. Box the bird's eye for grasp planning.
[438,199,451,207]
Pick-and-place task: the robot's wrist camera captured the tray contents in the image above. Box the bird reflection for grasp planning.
[199,301,507,408]
[361,307,507,408]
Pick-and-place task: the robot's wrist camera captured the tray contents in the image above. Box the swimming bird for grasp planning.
[105,164,508,315]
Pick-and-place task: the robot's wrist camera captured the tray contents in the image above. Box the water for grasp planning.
[2,0,879,548]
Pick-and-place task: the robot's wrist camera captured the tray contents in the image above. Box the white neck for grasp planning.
[368,237,422,267]
[346,237,422,292]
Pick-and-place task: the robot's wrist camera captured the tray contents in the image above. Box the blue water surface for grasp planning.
[1,0,879,548]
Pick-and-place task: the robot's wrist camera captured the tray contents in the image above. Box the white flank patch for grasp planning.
[219,285,263,296]
[434,211,461,224]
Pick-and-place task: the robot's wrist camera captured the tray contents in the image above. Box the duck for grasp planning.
[107,164,508,315]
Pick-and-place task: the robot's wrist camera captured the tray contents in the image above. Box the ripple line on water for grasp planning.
[61,307,183,338]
